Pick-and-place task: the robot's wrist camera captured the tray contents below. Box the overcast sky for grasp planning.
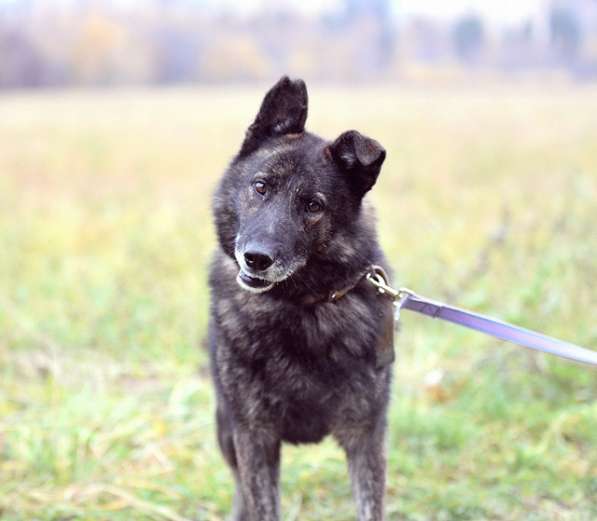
[220,0,545,24]
[236,0,546,26]
[0,0,547,24]
[399,0,545,23]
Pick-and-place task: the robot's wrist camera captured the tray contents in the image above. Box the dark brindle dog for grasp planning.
[209,76,394,521]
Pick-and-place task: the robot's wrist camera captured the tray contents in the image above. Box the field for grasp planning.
[0,84,596,521]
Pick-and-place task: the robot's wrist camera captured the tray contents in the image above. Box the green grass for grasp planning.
[0,84,596,520]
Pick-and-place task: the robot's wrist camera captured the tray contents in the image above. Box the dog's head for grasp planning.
[213,76,386,294]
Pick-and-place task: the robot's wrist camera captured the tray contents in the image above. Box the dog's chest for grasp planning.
[216,292,388,438]
[259,347,384,443]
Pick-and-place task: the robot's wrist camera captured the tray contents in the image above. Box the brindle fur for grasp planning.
[209,76,393,521]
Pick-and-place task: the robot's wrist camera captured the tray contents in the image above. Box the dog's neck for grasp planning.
[298,264,389,306]
[271,251,380,305]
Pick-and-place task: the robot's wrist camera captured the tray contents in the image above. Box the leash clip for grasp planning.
[365,269,415,323]
[366,271,399,299]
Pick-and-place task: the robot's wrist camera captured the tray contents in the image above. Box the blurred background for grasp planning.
[2,0,597,87]
[0,1,596,520]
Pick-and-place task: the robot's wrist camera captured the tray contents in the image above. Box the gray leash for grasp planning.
[366,270,597,367]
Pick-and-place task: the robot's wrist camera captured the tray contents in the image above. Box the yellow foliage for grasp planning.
[201,35,271,81]
[72,13,127,84]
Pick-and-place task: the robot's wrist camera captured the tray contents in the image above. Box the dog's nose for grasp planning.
[244,251,274,271]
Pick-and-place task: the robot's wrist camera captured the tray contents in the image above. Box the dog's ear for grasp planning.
[328,130,386,197]
[239,76,308,157]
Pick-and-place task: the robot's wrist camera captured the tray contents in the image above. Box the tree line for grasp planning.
[0,0,594,88]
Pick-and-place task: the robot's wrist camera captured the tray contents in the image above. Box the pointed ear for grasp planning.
[328,130,386,196]
[239,76,308,157]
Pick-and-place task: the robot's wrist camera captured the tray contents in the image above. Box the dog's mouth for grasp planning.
[236,270,275,294]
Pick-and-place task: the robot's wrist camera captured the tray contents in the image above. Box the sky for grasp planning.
[219,0,546,24]
[0,0,547,24]
[398,0,545,23]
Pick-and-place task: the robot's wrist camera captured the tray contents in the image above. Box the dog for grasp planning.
[208,76,394,521]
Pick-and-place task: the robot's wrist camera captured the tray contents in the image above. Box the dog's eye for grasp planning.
[306,200,323,213]
[254,181,267,195]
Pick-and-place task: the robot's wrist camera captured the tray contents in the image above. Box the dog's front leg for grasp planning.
[342,425,387,521]
[233,428,281,521]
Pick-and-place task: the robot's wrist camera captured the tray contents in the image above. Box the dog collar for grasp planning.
[302,264,390,305]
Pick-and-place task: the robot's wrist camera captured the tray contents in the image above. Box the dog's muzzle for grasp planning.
[234,246,277,293]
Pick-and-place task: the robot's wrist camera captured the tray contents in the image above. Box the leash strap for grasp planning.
[365,268,597,367]
[401,294,597,366]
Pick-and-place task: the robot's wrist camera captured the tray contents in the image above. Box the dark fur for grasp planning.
[209,76,393,521]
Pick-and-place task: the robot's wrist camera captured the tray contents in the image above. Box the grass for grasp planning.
[0,83,596,520]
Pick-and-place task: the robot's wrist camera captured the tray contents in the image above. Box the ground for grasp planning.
[0,84,596,520]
